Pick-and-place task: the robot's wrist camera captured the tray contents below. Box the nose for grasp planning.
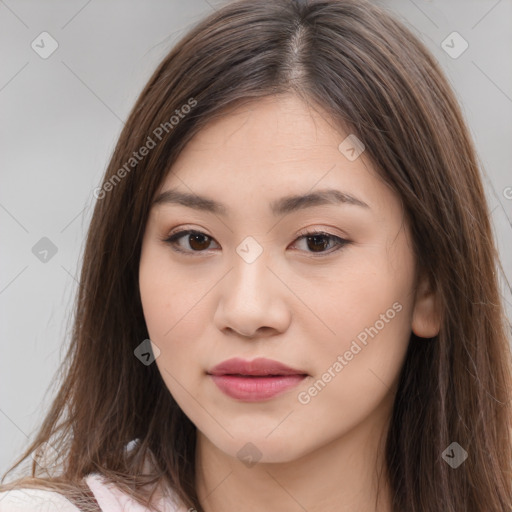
[213,249,292,339]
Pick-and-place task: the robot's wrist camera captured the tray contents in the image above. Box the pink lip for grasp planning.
[207,357,308,402]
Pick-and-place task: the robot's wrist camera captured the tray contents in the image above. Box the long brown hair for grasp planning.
[2,0,511,510]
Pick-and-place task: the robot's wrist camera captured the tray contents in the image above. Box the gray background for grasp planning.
[1,0,511,478]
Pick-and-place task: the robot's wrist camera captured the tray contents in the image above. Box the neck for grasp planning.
[194,394,394,512]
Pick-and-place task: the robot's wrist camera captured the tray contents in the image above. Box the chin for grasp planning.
[202,426,309,465]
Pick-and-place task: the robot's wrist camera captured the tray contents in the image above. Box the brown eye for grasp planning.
[291,231,349,255]
[305,234,331,252]
[164,230,219,253]
[187,232,212,251]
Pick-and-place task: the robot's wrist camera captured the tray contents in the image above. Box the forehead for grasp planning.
[153,94,398,220]
[160,95,367,184]
[180,94,344,155]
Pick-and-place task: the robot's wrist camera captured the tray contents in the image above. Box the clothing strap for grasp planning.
[65,480,103,512]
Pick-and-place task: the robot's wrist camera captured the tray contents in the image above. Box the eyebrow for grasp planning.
[152,187,370,216]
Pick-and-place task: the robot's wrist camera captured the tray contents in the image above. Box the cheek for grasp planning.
[303,234,415,390]
[139,243,202,339]
[139,258,172,340]
[316,253,413,345]
[293,283,412,443]
[139,246,211,394]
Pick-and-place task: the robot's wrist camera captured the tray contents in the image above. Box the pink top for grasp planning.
[0,473,190,512]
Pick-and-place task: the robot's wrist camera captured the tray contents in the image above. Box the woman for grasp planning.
[1,0,511,510]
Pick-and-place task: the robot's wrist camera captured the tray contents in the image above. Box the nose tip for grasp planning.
[214,255,292,338]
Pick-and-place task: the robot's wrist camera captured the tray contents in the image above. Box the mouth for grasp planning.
[207,357,308,402]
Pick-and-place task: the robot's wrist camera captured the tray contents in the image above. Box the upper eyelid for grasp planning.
[166,222,349,238]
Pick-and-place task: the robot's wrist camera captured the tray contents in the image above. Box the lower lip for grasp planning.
[210,374,306,401]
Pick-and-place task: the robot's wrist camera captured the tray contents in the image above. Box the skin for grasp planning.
[139,93,440,512]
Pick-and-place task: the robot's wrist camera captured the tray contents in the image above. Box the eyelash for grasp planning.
[161,228,350,257]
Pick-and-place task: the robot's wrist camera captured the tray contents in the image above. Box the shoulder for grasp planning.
[0,473,188,512]
[0,487,80,512]
[85,473,189,512]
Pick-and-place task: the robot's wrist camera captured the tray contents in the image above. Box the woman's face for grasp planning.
[139,94,438,463]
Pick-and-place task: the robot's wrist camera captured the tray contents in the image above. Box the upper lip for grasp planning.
[208,357,308,376]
